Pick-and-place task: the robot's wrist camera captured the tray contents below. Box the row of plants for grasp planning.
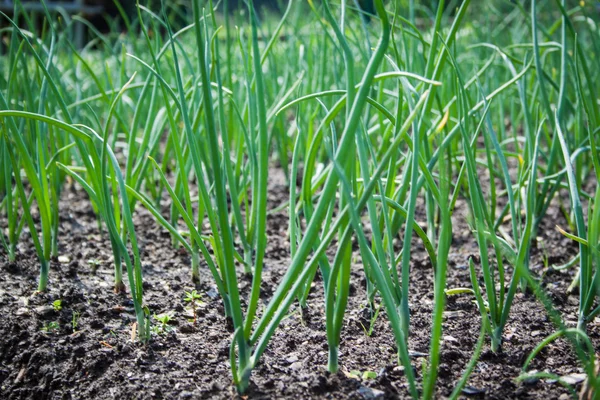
[1,0,599,397]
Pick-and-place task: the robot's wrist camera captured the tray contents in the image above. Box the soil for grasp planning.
[0,169,597,400]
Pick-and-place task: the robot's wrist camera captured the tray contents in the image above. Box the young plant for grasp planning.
[71,311,80,333]
[184,290,202,325]
[41,321,60,334]
[152,313,174,335]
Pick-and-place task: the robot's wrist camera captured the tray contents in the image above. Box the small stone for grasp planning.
[179,324,195,334]
[181,308,195,319]
[567,296,579,306]
[58,255,70,264]
[14,368,26,383]
[358,385,385,399]
[289,361,303,371]
[522,373,540,385]
[15,308,30,317]
[34,305,55,317]
[560,373,587,385]
[285,354,299,364]
[135,353,147,366]
[462,386,486,395]
[111,306,125,314]
[90,320,105,330]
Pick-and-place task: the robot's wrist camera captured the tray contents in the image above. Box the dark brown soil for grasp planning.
[0,169,597,400]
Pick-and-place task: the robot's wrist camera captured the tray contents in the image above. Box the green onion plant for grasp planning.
[1,0,599,397]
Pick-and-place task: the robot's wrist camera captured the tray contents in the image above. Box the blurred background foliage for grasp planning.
[1,1,597,43]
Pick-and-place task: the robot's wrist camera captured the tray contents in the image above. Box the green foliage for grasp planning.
[152,313,174,335]
[1,0,599,397]
[41,321,60,334]
[72,311,81,333]
[184,290,203,324]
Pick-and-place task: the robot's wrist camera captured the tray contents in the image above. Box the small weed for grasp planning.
[71,311,80,333]
[347,370,377,380]
[87,259,101,274]
[362,371,377,380]
[52,299,62,312]
[41,321,60,334]
[184,290,202,324]
[152,313,174,335]
[359,302,382,337]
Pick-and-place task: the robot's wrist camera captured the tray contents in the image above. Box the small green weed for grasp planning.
[41,321,60,334]
[184,290,202,324]
[152,313,174,335]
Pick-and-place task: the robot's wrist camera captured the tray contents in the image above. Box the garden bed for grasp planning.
[0,170,594,400]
